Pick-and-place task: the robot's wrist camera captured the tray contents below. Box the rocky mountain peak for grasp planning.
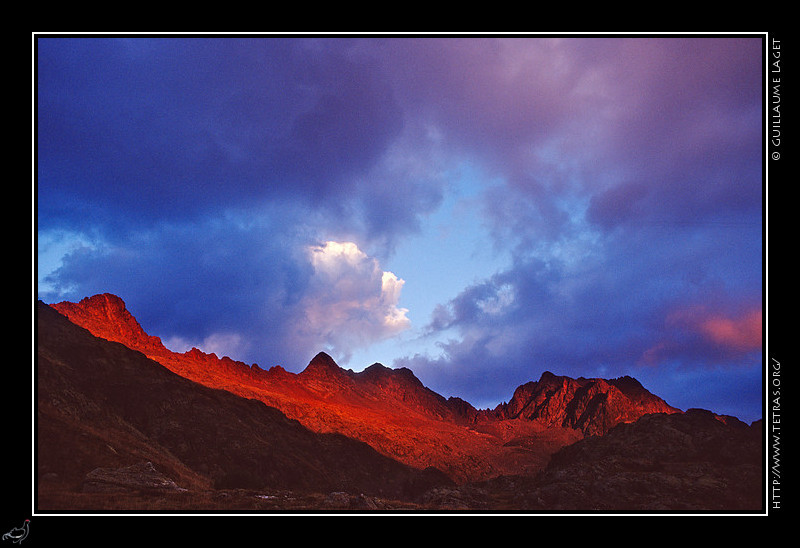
[360,362,388,375]
[311,351,338,366]
[55,293,132,325]
[50,293,167,356]
[486,369,680,436]
[298,352,354,385]
[359,362,423,387]
[303,351,343,372]
[538,370,562,383]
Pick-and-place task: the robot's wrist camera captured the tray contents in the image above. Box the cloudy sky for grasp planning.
[36,34,765,423]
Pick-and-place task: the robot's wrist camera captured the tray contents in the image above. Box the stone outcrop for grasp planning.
[82,462,186,493]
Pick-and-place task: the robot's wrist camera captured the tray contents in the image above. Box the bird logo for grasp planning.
[2,520,29,544]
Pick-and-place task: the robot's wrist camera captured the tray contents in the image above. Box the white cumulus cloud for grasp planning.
[298,241,411,363]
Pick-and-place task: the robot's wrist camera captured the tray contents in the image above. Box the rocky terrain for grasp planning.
[37,294,765,512]
[48,294,682,481]
[37,302,451,511]
[474,409,763,511]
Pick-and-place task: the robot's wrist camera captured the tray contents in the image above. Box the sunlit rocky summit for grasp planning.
[37,293,763,511]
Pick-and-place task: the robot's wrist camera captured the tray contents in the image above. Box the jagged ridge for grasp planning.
[37,301,453,502]
[484,371,680,436]
[48,293,687,482]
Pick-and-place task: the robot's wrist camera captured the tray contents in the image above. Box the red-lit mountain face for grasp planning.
[49,294,684,483]
[36,301,453,510]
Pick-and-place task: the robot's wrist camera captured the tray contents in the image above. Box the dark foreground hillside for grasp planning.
[36,301,451,511]
[474,408,763,512]
[36,300,764,512]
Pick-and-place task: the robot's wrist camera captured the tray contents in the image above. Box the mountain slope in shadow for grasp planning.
[480,408,764,511]
[49,294,691,483]
[39,294,764,512]
[36,301,452,510]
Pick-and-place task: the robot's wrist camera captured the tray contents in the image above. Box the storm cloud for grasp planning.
[36,35,765,422]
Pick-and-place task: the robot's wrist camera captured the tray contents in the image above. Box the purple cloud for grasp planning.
[37,35,765,423]
[37,38,413,232]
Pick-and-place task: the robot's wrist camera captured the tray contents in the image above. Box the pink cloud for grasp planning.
[641,304,762,366]
[698,308,762,352]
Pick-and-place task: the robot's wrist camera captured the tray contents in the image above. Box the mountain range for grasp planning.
[36,293,763,511]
